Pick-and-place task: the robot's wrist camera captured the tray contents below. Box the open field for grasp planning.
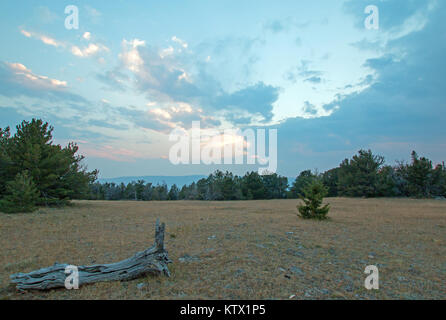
[0,198,445,300]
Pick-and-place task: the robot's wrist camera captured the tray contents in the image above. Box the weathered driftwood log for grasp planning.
[10,219,171,290]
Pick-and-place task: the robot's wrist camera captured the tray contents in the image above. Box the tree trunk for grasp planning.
[10,219,171,290]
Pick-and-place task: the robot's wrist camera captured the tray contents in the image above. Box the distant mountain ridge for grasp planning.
[98,175,207,188]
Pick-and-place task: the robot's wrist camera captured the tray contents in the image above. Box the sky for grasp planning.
[0,0,444,178]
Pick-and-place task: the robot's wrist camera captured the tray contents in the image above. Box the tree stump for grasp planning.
[10,219,171,290]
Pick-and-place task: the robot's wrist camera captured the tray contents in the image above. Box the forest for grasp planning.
[87,149,446,201]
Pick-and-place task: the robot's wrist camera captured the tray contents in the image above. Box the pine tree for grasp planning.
[262,172,288,199]
[406,151,433,197]
[0,171,40,213]
[242,171,265,200]
[337,149,385,197]
[322,167,339,197]
[0,127,13,196]
[395,151,436,198]
[291,170,316,198]
[168,184,179,200]
[432,163,446,197]
[3,119,97,206]
[376,165,398,197]
[297,179,330,220]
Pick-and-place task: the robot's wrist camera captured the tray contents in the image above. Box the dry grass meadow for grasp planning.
[0,198,444,300]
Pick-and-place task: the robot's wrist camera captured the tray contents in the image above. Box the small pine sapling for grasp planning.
[297,179,330,220]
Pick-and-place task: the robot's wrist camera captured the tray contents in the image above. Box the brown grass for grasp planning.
[0,198,445,300]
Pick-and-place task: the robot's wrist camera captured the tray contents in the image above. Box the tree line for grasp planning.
[1,119,445,213]
[87,170,289,201]
[87,149,446,201]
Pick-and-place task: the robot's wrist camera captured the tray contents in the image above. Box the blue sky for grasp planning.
[0,0,444,178]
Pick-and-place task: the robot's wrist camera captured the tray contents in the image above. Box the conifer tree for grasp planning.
[0,171,40,213]
[297,179,330,220]
[0,119,97,206]
[337,149,384,197]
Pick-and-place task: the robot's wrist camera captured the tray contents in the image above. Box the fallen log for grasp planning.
[10,219,171,290]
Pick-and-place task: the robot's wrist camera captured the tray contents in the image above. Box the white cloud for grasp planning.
[83,32,92,41]
[40,35,60,47]
[119,39,146,73]
[149,108,172,120]
[170,102,193,114]
[6,62,68,89]
[20,30,32,38]
[71,43,109,58]
[160,46,174,58]
[138,102,221,133]
[20,29,64,47]
[172,36,188,48]
[20,28,108,60]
